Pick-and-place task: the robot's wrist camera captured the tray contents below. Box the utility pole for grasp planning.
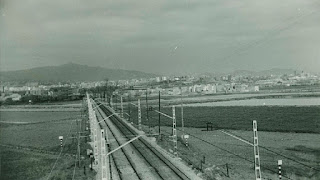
[180,87,184,136]
[101,129,108,180]
[76,112,80,167]
[172,106,177,157]
[78,117,81,167]
[120,96,123,118]
[93,111,98,165]
[115,95,118,113]
[226,163,230,177]
[128,95,131,122]
[110,95,113,108]
[253,120,262,180]
[158,91,161,135]
[145,89,150,132]
[138,99,142,130]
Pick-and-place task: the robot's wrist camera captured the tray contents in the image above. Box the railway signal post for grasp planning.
[278,160,282,179]
[59,136,63,148]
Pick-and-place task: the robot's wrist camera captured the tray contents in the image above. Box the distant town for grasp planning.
[1,70,319,105]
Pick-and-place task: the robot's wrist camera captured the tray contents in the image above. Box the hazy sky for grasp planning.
[1,0,320,74]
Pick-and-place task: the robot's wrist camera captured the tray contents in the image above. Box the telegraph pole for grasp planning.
[158,91,161,135]
[138,99,142,130]
[110,95,113,108]
[120,96,123,118]
[115,94,118,113]
[78,117,81,167]
[101,129,108,180]
[128,94,131,122]
[180,87,184,136]
[145,89,150,132]
[172,106,177,157]
[93,111,98,165]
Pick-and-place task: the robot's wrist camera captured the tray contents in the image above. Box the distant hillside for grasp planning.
[256,68,296,76]
[201,68,297,77]
[0,63,158,82]
[231,68,296,76]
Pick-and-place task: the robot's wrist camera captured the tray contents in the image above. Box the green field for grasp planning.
[128,106,320,133]
[0,112,80,149]
[0,111,93,180]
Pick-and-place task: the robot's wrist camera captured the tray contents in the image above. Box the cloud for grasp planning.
[0,0,319,73]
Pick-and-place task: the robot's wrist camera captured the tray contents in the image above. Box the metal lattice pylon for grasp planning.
[253,120,262,180]
[138,99,142,130]
[172,106,177,157]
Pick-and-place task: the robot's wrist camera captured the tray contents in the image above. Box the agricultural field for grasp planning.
[128,106,320,133]
[156,127,320,180]
[183,97,320,106]
[126,103,320,179]
[0,111,80,123]
[0,102,83,112]
[0,110,94,180]
[124,92,320,107]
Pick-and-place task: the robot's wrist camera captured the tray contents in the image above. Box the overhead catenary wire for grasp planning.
[115,95,318,178]
[134,108,297,179]
[158,127,293,180]
[175,114,320,172]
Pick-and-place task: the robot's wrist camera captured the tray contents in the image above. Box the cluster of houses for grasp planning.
[123,83,259,97]
[0,85,81,102]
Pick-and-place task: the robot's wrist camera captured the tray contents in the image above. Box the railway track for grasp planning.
[95,106,141,180]
[96,102,191,180]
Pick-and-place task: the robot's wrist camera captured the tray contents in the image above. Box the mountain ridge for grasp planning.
[0,63,158,82]
[0,63,301,82]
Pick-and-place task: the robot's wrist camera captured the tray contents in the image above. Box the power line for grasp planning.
[72,155,77,180]
[119,97,317,178]
[132,108,291,178]
[136,110,295,178]
[46,119,75,180]
[160,127,293,180]
[166,113,320,172]
[222,129,320,172]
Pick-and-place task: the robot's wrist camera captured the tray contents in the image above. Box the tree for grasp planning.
[4,98,14,105]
